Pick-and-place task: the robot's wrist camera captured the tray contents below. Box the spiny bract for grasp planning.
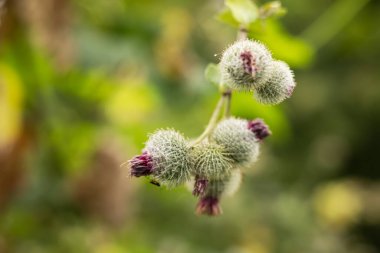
[145,129,192,187]
[220,39,273,91]
[191,142,233,180]
[254,60,296,105]
[204,169,243,198]
[211,118,259,165]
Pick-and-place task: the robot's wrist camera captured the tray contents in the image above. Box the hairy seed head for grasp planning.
[145,129,192,187]
[253,60,296,105]
[211,118,259,165]
[191,142,233,180]
[220,39,273,91]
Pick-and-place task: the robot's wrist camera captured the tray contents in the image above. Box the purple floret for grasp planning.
[248,119,271,141]
[240,51,257,75]
[196,196,221,216]
[192,175,208,197]
[129,151,154,177]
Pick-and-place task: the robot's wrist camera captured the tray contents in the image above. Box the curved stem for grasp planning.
[191,95,226,146]
[192,26,249,146]
[223,89,232,118]
[237,26,248,41]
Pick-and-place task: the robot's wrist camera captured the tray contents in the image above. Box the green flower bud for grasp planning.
[205,169,243,198]
[195,169,242,216]
[211,118,259,165]
[220,39,273,91]
[191,142,233,180]
[145,129,192,187]
[253,60,296,105]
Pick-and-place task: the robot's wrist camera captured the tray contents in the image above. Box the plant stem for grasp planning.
[192,26,249,146]
[191,95,226,146]
[223,89,232,118]
[237,26,248,41]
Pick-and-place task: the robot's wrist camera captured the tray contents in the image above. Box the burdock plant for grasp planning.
[130,129,192,188]
[127,0,296,216]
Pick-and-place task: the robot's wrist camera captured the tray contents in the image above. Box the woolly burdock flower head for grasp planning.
[191,142,233,180]
[195,170,242,216]
[253,60,296,105]
[211,118,260,165]
[248,119,271,141]
[141,129,192,187]
[220,39,273,91]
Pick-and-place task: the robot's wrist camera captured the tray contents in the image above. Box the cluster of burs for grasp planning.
[129,39,296,216]
[221,39,296,104]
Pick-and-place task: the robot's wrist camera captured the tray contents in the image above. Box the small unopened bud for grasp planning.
[129,151,154,177]
[204,169,241,197]
[253,60,296,105]
[143,129,192,187]
[194,169,242,216]
[220,39,273,91]
[248,118,271,141]
[211,118,259,165]
[192,143,233,180]
[195,196,222,216]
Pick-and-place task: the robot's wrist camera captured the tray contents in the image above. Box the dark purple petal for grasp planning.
[192,175,208,197]
[248,119,271,141]
[195,196,222,216]
[129,151,154,177]
[240,51,257,75]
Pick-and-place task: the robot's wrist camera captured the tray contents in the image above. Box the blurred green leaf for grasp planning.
[250,20,315,68]
[216,8,240,28]
[225,0,259,26]
[259,1,287,19]
[105,79,161,127]
[204,63,221,86]
[301,0,370,49]
[47,121,98,176]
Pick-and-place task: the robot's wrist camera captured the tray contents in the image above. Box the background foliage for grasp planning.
[0,0,379,252]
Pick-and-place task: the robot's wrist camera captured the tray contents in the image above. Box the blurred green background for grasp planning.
[1,0,379,252]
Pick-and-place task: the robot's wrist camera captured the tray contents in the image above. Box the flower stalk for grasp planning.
[191,95,226,146]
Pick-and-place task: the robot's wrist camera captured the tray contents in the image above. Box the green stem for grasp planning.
[192,26,249,146]
[223,89,232,118]
[237,26,249,41]
[191,95,226,146]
